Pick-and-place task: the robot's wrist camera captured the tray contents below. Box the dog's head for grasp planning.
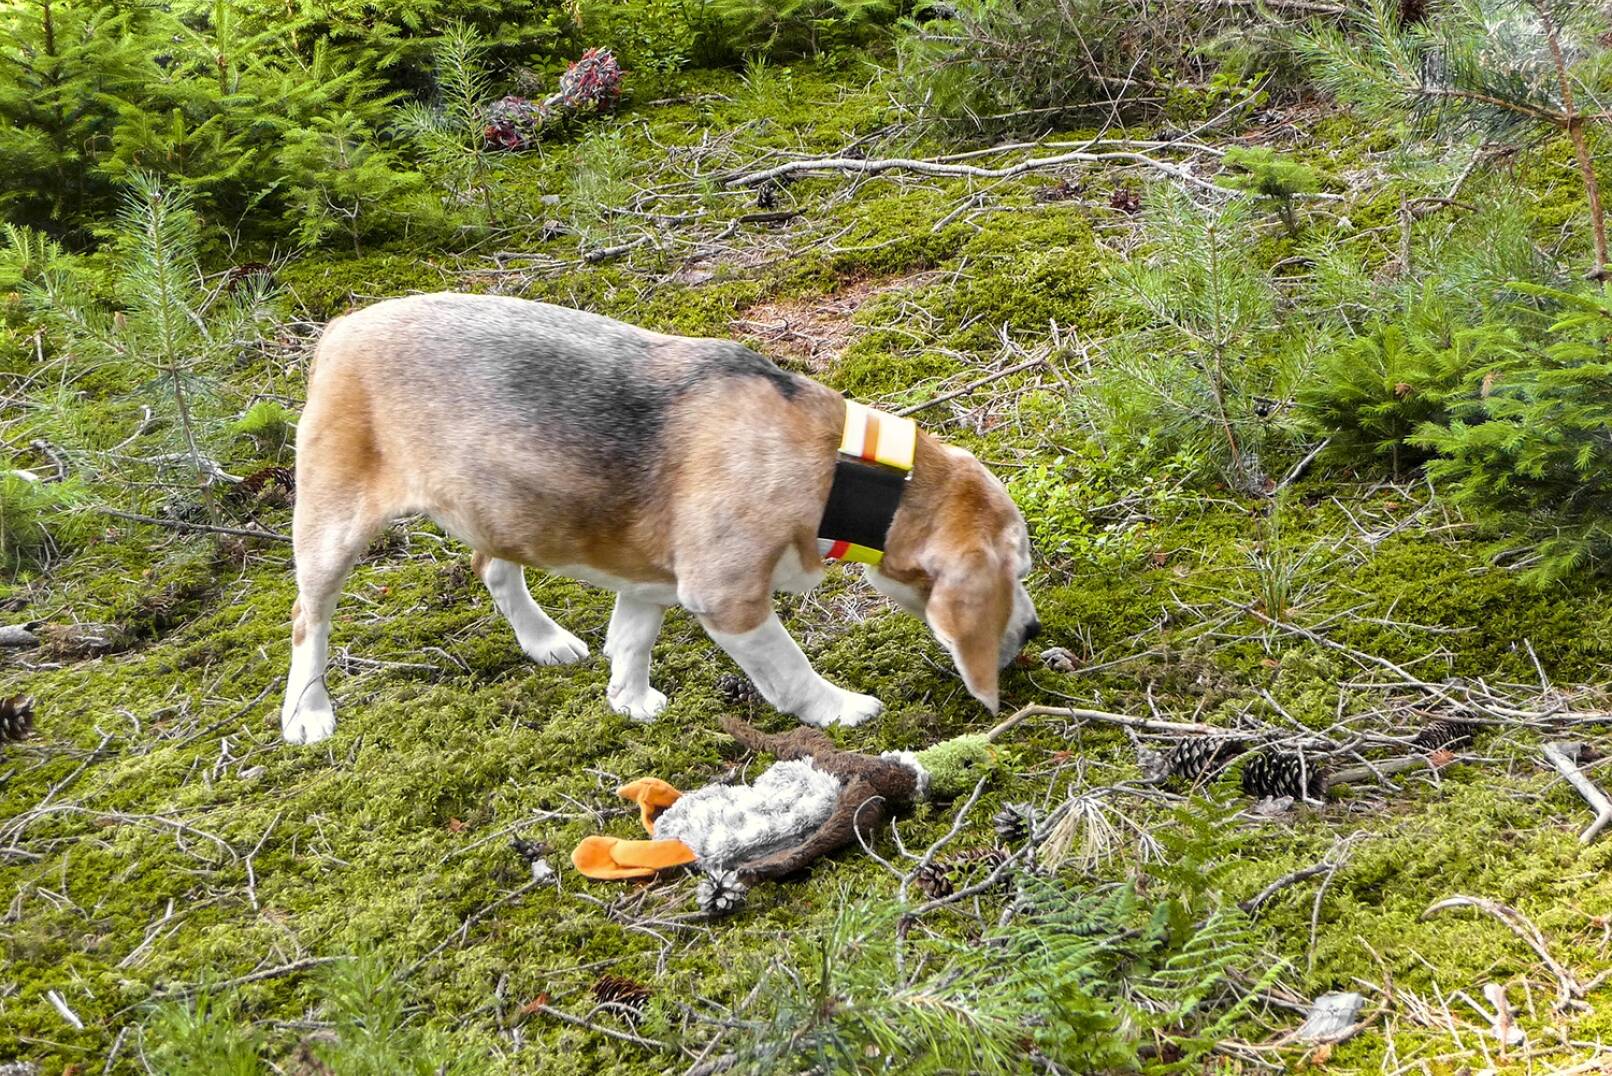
[868,444,1038,713]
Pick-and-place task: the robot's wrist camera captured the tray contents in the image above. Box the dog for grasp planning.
[280,293,1038,744]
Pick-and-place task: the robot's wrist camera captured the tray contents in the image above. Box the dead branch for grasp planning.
[987,702,1231,742]
[1422,895,1586,1011]
[152,956,343,999]
[1541,741,1612,844]
[726,144,1242,197]
[0,623,40,648]
[94,506,292,543]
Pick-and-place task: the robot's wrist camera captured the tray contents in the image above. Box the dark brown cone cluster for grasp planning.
[1165,736,1246,783]
[592,974,651,1022]
[1240,751,1326,800]
[715,672,760,707]
[0,695,34,743]
[914,862,953,899]
[1412,718,1478,752]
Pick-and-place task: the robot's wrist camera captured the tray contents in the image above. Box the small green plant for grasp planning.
[395,23,500,223]
[568,127,635,237]
[1299,302,1518,475]
[282,110,428,253]
[709,0,895,58]
[1085,189,1308,491]
[0,471,86,577]
[737,52,798,111]
[1412,280,1612,581]
[19,173,273,520]
[711,874,1271,1072]
[1220,146,1322,234]
[1301,0,1612,277]
[230,399,297,457]
[143,989,264,1076]
[311,955,476,1075]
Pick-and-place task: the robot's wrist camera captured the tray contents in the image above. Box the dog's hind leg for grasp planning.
[603,594,667,722]
[472,553,590,666]
[282,492,389,745]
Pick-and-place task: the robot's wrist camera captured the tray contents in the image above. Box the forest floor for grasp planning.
[5,60,1612,1074]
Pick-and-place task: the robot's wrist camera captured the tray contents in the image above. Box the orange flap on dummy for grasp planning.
[571,776,693,880]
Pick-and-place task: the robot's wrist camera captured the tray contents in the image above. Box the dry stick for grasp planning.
[986,702,1228,743]
[1540,741,1612,844]
[152,956,343,999]
[1422,895,1585,1012]
[0,624,40,648]
[529,1002,668,1050]
[395,879,544,982]
[93,506,292,543]
[894,356,1047,418]
[1240,863,1330,914]
[726,147,1240,197]
[1326,754,1439,789]
[1538,1,1609,279]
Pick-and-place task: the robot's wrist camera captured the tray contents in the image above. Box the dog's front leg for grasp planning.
[702,612,883,728]
[603,594,668,722]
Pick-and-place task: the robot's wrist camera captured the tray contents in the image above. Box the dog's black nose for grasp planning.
[1024,618,1042,643]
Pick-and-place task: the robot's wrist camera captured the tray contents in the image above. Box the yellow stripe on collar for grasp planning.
[818,402,916,566]
[838,401,916,472]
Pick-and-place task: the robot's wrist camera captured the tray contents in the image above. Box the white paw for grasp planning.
[608,683,668,723]
[521,628,590,666]
[282,703,337,745]
[800,688,884,728]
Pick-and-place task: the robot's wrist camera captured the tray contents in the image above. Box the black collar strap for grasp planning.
[817,402,916,565]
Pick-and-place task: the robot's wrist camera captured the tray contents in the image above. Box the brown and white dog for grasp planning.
[280,293,1038,744]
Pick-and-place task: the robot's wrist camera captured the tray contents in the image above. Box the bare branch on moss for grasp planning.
[1422,894,1587,1012]
[92,506,291,543]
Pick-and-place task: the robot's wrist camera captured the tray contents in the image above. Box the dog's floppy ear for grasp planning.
[925,546,1010,713]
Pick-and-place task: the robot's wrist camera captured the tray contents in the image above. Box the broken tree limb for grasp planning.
[894,356,1047,418]
[725,146,1243,197]
[1541,741,1612,844]
[93,507,292,544]
[1423,894,1586,1012]
[1325,754,1440,789]
[986,703,1227,742]
[0,624,41,649]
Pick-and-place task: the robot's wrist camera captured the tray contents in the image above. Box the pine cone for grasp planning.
[913,862,953,899]
[944,846,1010,888]
[510,836,550,863]
[592,974,651,1023]
[0,695,34,743]
[715,672,759,707]
[1166,736,1245,783]
[993,802,1038,844]
[696,869,747,917]
[1413,718,1477,752]
[1240,750,1325,801]
[237,465,295,507]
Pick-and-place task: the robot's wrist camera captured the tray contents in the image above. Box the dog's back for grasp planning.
[299,292,825,567]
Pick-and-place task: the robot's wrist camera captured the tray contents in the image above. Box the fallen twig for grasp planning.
[528,1001,667,1049]
[726,145,1241,196]
[987,702,1230,742]
[894,356,1047,418]
[1422,894,1586,1011]
[93,506,292,544]
[152,956,342,999]
[0,623,40,648]
[1541,741,1612,843]
[1241,863,1330,914]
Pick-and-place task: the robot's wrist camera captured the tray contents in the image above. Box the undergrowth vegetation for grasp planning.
[6,0,1612,1072]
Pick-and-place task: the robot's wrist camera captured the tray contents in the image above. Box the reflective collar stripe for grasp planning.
[819,403,916,566]
[839,400,917,471]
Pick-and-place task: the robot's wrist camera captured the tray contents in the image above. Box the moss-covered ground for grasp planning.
[4,62,1612,1074]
